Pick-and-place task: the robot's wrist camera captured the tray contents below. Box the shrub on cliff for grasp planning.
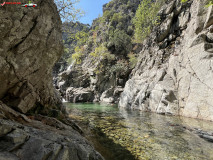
[128,52,138,69]
[110,60,129,77]
[71,46,85,64]
[90,44,115,61]
[133,0,161,42]
[108,29,132,55]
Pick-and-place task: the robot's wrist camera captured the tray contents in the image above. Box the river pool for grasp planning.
[65,103,213,160]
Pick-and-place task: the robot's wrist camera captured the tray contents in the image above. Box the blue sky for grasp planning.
[76,0,111,25]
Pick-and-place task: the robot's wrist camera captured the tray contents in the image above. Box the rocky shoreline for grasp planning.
[0,111,103,160]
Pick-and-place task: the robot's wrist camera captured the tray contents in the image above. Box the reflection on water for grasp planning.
[65,103,213,160]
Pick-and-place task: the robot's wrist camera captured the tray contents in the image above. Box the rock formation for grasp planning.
[119,0,213,121]
[0,0,63,114]
[0,0,103,159]
[54,0,213,122]
[55,0,142,104]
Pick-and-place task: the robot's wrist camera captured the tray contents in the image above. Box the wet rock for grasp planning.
[199,134,213,143]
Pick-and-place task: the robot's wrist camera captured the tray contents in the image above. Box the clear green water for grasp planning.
[65,103,213,160]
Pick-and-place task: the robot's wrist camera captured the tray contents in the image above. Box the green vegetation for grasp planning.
[108,29,132,54]
[111,13,124,24]
[128,53,138,69]
[111,60,129,76]
[90,44,115,61]
[133,0,161,42]
[181,0,213,6]
[71,46,85,64]
[75,31,89,46]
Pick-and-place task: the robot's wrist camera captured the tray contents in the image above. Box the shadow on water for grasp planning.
[85,124,136,160]
[65,103,213,160]
[66,103,136,160]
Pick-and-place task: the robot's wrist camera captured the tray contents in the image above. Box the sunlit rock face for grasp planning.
[0,0,63,113]
[119,0,213,121]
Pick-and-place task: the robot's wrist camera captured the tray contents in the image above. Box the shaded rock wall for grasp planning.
[0,0,63,114]
[0,1,104,160]
[0,116,103,160]
[119,0,213,121]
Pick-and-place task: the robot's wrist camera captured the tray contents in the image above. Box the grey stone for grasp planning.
[0,0,63,114]
[0,124,12,137]
[119,0,213,121]
[157,12,174,42]
[66,87,94,103]
[0,119,103,160]
[0,152,19,160]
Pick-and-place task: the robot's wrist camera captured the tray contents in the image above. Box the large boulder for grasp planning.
[66,87,94,103]
[0,118,103,160]
[0,0,63,114]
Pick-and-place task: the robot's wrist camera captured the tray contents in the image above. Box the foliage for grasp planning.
[90,44,115,61]
[207,0,213,7]
[111,13,124,24]
[128,53,138,69]
[71,46,85,64]
[133,0,161,42]
[108,29,132,54]
[110,60,129,76]
[181,0,213,6]
[106,1,114,8]
[103,10,114,20]
[54,0,84,21]
[75,31,89,46]
[62,22,89,45]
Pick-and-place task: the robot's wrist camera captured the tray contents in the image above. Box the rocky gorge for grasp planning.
[1,0,213,159]
[119,0,213,121]
[55,0,213,121]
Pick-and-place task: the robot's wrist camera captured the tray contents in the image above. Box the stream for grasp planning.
[65,103,213,160]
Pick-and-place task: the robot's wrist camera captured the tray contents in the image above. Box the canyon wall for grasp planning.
[0,0,63,115]
[0,1,103,159]
[119,0,213,121]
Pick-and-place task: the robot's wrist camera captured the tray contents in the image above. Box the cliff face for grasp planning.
[0,1,103,159]
[55,0,142,104]
[119,0,213,121]
[0,0,63,114]
[53,21,90,77]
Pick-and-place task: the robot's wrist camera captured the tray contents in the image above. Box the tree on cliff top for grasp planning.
[55,0,84,21]
[133,0,161,42]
